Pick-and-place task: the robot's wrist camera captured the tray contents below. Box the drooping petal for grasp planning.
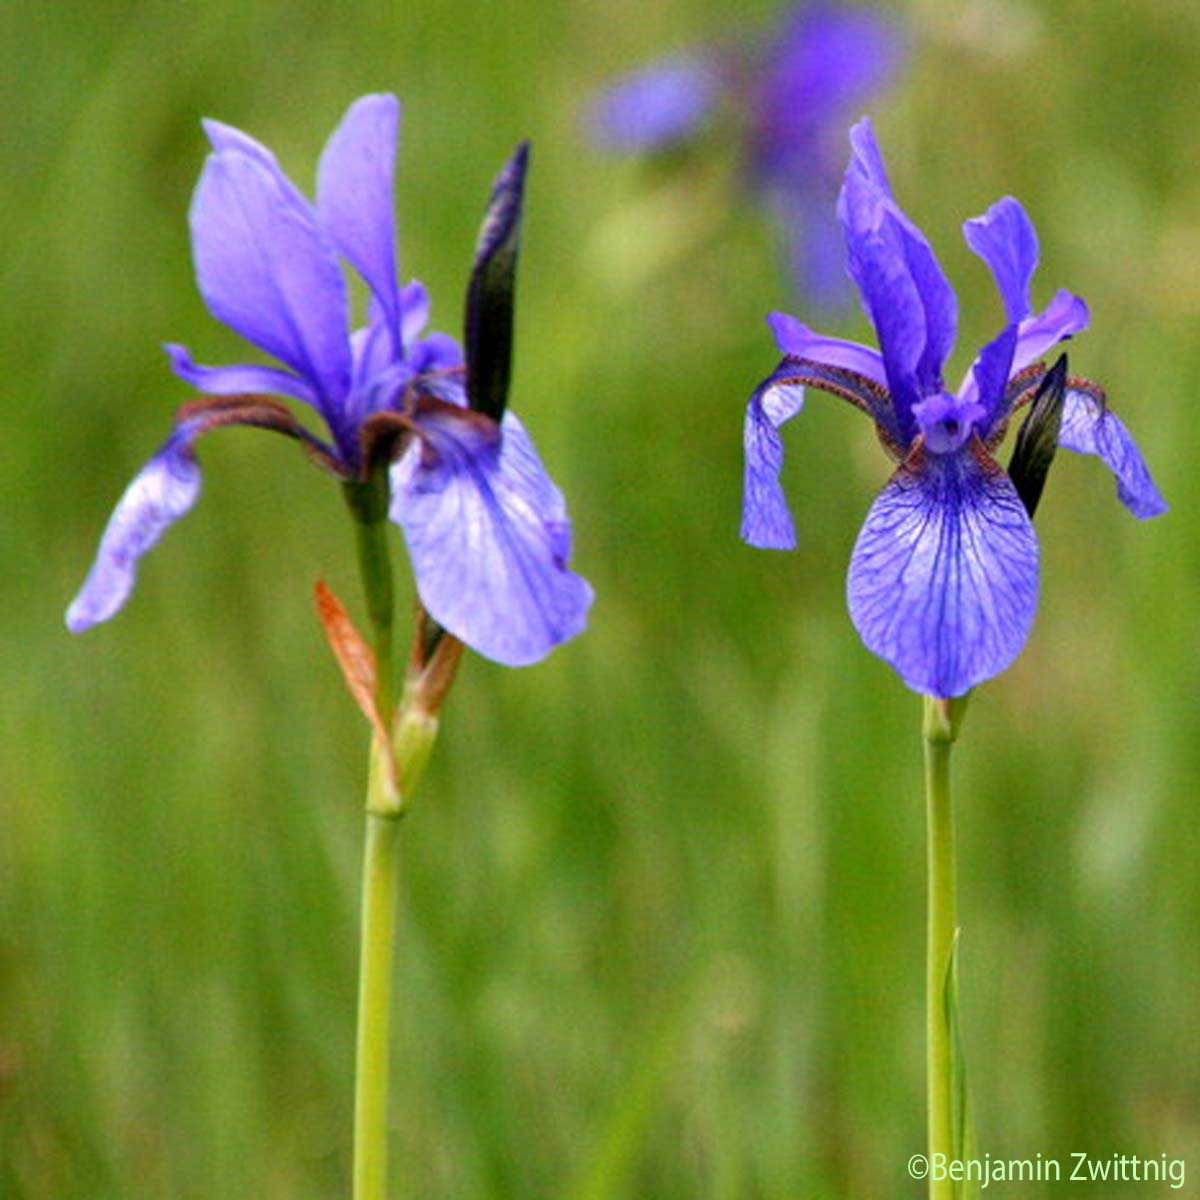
[390,402,592,666]
[588,55,718,152]
[1012,288,1089,373]
[66,431,203,633]
[190,149,353,439]
[165,343,318,408]
[847,443,1040,697]
[317,94,402,351]
[741,361,807,549]
[963,196,1039,324]
[1059,382,1168,518]
[67,397,340,633]
[840,119,958,403]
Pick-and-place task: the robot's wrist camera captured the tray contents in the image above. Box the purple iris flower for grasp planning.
[587,3,903,305]
[66,94,592,667]
[742,119,1167,699]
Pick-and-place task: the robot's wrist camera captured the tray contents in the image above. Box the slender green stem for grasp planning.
[353,807,402,1200]
[345,472,401,1200]
[924,696,957,1200]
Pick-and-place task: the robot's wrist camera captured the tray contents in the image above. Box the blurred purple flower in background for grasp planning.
[588,3,903,306]
[741,120,1166,698]
[67,94,592,666]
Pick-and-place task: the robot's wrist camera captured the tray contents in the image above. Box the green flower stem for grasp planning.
[924,695,960,1200]
[345,472,401,1200]
[353,803,402,1200]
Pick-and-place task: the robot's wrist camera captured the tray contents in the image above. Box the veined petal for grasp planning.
[67,397,339,633]
[847,443,1039,697]
[390,402,592,666]
[317,94,402,351]
[165,343,318,407]
[1059,382,1168,518]
[190,149,352,433]
[741,360,807,549]
[963,196,1039,324]
[588,54,718,152]
[841,119,958,397]
[1013,288,1089,374]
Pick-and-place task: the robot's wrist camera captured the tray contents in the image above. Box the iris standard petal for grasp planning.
[963,196,1039,324]
[588,55,718,152]
[842,119,958,394]
[1059,383,1168,518]
[847,443,1040,698]
[190,150,353,433]
[66,427,203,632]
[165,344,319,407]
[741,360,807,549]
[390,402,592,666]
[317,94,402,350]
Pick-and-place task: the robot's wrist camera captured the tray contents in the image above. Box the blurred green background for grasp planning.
[3,0,1199,1195]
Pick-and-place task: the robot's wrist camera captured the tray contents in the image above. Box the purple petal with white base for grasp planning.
[317,94,402,349]
[190,150,352,428]
[848,446,1039,698]
[66,428,203,632]
[1059,384,1168,518]
[741,362,807,549]
[390,403,593,666]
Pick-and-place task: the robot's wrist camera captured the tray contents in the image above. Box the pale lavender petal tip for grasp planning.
[390,407,592,666]
[66,434,203,633]
[741,364,806,549]
[1059,388,1169,519]
[847,449,1039,698]
[589,55,717,152]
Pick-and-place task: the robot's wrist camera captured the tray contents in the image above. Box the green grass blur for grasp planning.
[3,0,1199,1195]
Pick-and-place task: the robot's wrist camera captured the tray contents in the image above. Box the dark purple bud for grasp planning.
[464,141,529,421]
[1008,354,1068,518]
